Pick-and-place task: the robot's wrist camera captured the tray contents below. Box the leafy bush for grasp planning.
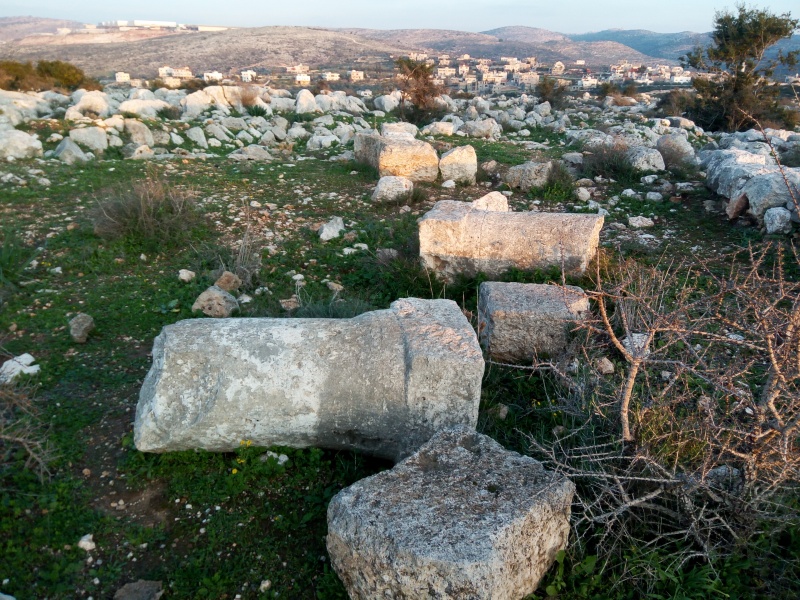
[683,5,799,131]
[394,58,443,122]
[246,104,269,117]
[537,77,569,109]
[0,59,99,92]
[597,82,621,100]
[621,81,638,98]
[530,161,575,202]
[91,168,205,250]
[656,89,694,117]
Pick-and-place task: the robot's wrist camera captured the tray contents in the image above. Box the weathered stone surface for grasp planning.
[327,426,574,599]
[191,286,239,318]
[461,118,502,140]
[472,191,509,212]
[54,138,89,164]
[354,133,439,182]
[124,119,154,147]
[504,161,553,191]
[319,216,345,240]
[656,134,695,164]
[419,200,603,280]
[134,299,485,460]
[295,89,320,114]
[0,129,43,160]
[478,282,589,361]
[371,175,413,203]
[69,313,95,344]
[381,122,418,138]
[439,145,478,185]
[625,146,665,172]
[113,580,163,600]
[214,271,241,292]
[185,127,208,148]
[0,353,40,384]
[764,207,793,234]
[730,170,800,222]
[69,127,108,153]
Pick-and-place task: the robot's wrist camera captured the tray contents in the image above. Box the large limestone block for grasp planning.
[625,146,665,172]
[504,161,553,191]
[54,138,88,165]
[439,145,477,185]
[134,299,484,460]
[124,119,154,147]
[0,129,43,160]
[69,127,108,153]
[478,282,589,361]
[295,89,321,114]
[371,175,414,203]
[419,200,603,280]
[354,133,439,182]
[327,426,575,599]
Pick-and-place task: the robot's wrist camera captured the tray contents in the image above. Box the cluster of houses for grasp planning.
[111,52,706,94]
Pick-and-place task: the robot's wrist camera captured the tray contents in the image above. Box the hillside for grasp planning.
[0,26,410,77]
[337,27,666,67]
[569,29,711,60]
[0,15,85,42]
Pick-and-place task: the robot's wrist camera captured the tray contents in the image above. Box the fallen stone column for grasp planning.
[327,426,575,599]
[134,298,484,461]
[419,200,603,281]
[354,133,439,182]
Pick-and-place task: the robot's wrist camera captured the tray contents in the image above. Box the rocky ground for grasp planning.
[0,82,798,599]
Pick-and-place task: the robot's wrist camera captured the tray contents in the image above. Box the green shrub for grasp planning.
[656,89,694,117]
[537,77,569,109]
[530,161,575,202]
[0,59,98,92]
[246,104,269,117]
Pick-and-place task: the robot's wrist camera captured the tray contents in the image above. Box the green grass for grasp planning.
[0,127,796,599]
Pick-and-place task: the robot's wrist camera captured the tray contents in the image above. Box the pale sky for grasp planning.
[2,0,799,34]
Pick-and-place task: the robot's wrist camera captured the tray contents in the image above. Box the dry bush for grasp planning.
[523,244,800,592]
[239,85,260,108]
[0,374,52,479]
[581,141,639,185]
[91,167,203,248]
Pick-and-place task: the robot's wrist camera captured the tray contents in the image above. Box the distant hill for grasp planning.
[569,29,711,60]
[0,26,410,77]
[337,27,666,67]
[0,15,85,42]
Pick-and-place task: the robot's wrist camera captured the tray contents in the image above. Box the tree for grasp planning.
[394,57,443,122]
[536,76,568,109]
[683,3,799,131]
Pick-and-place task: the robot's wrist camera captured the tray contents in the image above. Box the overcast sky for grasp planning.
[3,1,799,34]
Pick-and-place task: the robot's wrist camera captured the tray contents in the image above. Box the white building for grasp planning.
[409,52,428,61]
[241,70,257,83]
[514,72,540,87]
[115,71,131,83]
[437,67,456,78]
[321,72,340,81]
[349,70,365,81]
[551,61,565,75]
[671,74,693,84]
[578,75,599,89]
[162,77,182,89]
[575,60,586,66]
[158,66,193,79]
[295,73,311,84]
[286,64,309,74]
[482,71,508,84]
[458,64,470,76]
[203,71,223,83]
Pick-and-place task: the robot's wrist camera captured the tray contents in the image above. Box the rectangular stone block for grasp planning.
[479,282,589,362]
[419,200,603,281]
[327,426,575,599]
[354,133,439,182]
[134,299,484,461]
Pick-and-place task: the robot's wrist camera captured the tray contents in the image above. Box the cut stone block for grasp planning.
[439,145,477,185]
[371,175,413,203]
[327,426,575,599]
[134,299,484,461]
[419,200,603,281]
[354,133,439,182]
[478,282,589,361]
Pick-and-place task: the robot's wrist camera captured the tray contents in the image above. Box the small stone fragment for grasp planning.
[191,286,239,318]
[596,357,615,375]
[69,313,95,343]
[77,534,96,552]
[178,269,196,283]
[214,270,242,292]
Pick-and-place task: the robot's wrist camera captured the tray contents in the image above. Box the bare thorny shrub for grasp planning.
[0,349,52,480]
[523,244,799,592]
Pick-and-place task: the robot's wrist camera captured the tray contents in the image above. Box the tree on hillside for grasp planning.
[394,57,442,122]
[683,3,799,131]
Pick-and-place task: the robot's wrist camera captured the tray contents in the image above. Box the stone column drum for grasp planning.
[134,298,485,461]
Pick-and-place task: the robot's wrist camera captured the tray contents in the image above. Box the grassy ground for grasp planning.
[0,127,796,599]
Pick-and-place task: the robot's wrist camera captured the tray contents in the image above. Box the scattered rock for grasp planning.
[113,580,163,600]
[319,216,345,241]
[178,269,196,283]
[69,313,95,343]
[77,534,96,552]
[628,216,654,228]
[371,176,413,203]
[191,286,239,318]
[0,353,40,384]
[214,270,242,292]
[596,357,615,375]
[439,145,478,185]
